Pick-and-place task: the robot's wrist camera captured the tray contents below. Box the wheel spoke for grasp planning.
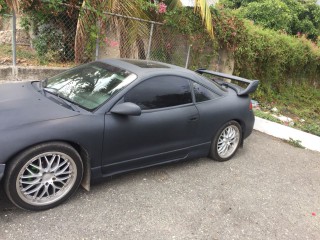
[38,185,49,199]
[29,163,41,171]
[48,154,57,169]
[52,158,68,172]
[56,174,72,182]
[25,184,42,195]
[20,178,41,185]
[22,183,39,192]
[55,171,71,177]
[52,183,62,195]
[218,143,227,154]
[54,162,70,176]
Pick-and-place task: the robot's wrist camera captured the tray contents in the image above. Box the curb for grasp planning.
[254,116,320,152]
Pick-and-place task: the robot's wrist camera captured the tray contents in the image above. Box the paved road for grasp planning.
[1,131,320,240]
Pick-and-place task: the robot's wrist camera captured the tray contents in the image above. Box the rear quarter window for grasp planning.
[193,82,220,102]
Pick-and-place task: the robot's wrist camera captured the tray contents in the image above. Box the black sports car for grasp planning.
[0,59,259,211]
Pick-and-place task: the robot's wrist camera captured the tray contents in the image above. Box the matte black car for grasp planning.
[0,59,259,211]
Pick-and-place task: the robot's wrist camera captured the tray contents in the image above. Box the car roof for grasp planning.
[98,58,192,76]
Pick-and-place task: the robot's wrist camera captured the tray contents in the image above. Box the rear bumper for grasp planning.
[243,111,255,139]
[0,164,5,181]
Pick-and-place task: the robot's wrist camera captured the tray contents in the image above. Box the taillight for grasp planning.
[249,101,252,110]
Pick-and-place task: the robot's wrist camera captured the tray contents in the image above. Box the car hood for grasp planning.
[0,82,80,131]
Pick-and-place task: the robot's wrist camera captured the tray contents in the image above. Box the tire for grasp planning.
[4,142,83,211]
[209,121,242,162]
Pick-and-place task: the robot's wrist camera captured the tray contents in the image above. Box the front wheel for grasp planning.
[209,121,242,162]
[4,142,83,211]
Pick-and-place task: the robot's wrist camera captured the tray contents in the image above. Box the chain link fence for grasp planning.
[0,4,196,69]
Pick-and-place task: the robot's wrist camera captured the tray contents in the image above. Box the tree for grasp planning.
[240,0,292,33]
[220,0,320,41]
[6,0,217,63]
[74,0,216,62]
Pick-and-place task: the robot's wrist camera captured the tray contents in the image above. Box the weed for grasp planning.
[253,110,282,124]
[285,138,305,149]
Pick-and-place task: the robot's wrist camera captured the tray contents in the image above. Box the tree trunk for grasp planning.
[74,1,88,63]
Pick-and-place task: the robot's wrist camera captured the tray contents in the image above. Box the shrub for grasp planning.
[33,23,64,64]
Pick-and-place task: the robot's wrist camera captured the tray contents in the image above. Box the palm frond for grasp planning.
[194,0,214,38]
[5,0,19,12]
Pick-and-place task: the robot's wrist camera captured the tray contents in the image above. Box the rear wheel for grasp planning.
[209,121,242,162]
[4,142,83,211]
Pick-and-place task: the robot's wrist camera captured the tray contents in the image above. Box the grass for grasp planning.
[254,83,320,137]
[0,44,38,65]
[285,138,305,149]
[0,44,74,67]
[254,109,282,124]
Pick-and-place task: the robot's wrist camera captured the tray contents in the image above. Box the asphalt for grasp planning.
[0,131,320,240]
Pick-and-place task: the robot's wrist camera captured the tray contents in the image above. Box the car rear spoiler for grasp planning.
[195,69,259,96]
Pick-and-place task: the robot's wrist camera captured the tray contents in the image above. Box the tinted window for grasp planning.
[124,76,192,110]
[193,82,219,102]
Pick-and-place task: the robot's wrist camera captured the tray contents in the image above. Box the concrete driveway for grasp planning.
[1,131,320,240]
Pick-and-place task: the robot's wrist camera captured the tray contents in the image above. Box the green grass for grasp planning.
[254,109,282,123]
[254,83,320,137]
[0,44,37,60]
[0,44,74,67]
[285,138,305,149]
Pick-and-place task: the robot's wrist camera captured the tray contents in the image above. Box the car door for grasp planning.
[101,75,199,175]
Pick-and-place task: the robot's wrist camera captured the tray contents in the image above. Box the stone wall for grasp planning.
[0,66,67,81]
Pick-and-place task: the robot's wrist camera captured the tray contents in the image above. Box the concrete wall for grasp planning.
[0,66,68,81]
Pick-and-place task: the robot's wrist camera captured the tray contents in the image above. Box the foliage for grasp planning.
[220,0,320,41]
[285,138,305,149]
[210,7,320,136]
[233,20,320,92]
[211,7,246,51]
[211,8,320,90]
[239,0,293,33]
[18,1,81,63]
[271,84,320,136]
[0,44,37,61]
[32,23,64,64]
[253,110,282,124]
[0,0,9,14]
[164,7,217,69]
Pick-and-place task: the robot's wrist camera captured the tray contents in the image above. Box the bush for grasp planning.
[211,8,320,93]
[33,23,64,64]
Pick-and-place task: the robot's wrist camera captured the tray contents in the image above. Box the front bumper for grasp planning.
[0,164,5,181]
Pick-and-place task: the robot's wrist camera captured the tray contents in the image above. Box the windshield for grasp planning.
[45,62,137,110]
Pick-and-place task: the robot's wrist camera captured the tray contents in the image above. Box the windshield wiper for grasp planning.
[44,88,79,112]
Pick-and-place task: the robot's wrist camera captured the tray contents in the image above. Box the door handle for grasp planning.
[189,115,198,121]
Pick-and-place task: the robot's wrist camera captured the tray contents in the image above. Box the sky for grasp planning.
[180,0,218,7]
[180,0,320,6]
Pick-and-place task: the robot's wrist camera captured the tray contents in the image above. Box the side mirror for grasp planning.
[111,102,142,116]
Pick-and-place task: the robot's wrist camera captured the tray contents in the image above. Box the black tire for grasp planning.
[209,121,242,162]
[4,142,83,211]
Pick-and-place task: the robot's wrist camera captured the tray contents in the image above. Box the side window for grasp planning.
[193,82,219,102]
[124,76,192,110]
